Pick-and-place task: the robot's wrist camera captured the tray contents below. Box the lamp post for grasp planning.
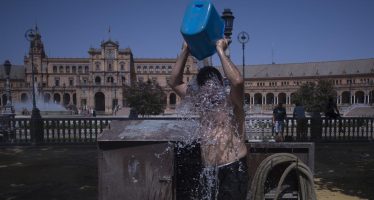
[221,9,234,58]
[25,28,43,144]
[3,60,14,114]
[25,28,41,118]
[237,31,249,80]
[222,9,234,39]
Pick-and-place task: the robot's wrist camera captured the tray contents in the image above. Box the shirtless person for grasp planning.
[169,38,249,199]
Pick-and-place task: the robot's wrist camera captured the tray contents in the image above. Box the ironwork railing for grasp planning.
[0,116,373,145]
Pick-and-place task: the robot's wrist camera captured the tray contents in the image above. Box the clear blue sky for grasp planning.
[1,0,373,66]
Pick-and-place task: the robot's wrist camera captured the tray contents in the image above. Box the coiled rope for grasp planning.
[250,153,316,200]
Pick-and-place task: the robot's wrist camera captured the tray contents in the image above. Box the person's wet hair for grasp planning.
[196,66,223,87]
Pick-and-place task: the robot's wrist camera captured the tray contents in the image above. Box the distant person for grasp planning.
[293,102,307,139]
[93,109,96,117]
[273,103,287,141]
[325,97,340,119]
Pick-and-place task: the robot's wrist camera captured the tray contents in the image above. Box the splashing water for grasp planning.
[174,75,245,199]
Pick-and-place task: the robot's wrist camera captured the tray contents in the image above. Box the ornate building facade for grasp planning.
[239,59,374,113]
[0,30,198,114]
[0,29,373,115]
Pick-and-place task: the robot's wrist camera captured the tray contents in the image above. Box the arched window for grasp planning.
[266,93,274,104]
[278,93,287,104]
[342,91,350,104]
[95,76,101,85]
[169,93,176,105]
[355,91,365,103]
[84,66,89,73]
[254,93,262,104]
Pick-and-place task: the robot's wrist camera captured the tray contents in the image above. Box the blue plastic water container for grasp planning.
[180,0,224,60]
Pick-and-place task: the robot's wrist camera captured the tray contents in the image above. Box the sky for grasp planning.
[0,0,374,66]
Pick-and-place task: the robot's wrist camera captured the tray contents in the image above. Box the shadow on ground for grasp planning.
[314,143,374,200]
[0,143,373,200]
[0,146,97,200]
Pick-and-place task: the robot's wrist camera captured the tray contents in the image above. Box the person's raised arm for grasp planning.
[169,43,189,98]
[216,39,244,108]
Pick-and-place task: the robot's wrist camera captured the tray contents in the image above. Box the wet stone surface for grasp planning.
[0,146,97,200]
[0,143,373,200]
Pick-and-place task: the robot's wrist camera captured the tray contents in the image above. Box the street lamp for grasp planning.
[25,27,43,144]
[221,9,234,39]
[25,28,41,118]
[2,60,14,114]
[238,31,249,80]
[221,9,234,58]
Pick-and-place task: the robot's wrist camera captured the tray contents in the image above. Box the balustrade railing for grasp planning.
[246,117,374,141]
[0,116,373,145]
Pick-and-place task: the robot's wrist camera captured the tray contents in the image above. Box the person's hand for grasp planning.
[182,42,190,53]
[216,38,231,52]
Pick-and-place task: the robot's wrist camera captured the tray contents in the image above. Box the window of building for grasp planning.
[83,78,87,84]
[120,63,125,70]
[155,66,160,73]
[78,66,82,73]
[66,66,70,73]
[53,66,57,73]
[168,65,172,72]
[95,63,100,71]
[137,65,141,73]
[69,79,74,86]
[95,76,101,85]
[162,66,166,73]
[55,78,60,86]
[149,66,154,73]
[108,64,112,71]
[72,66,76,73]
[138,76,144,82]
[59,66,64,73]
[85,66,89,73]
[107,76,114,83]
[143,65,147,73]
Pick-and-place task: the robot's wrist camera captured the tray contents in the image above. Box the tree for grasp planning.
[293,80,337,139]
[124,80,166,117]
[293,80,337,113]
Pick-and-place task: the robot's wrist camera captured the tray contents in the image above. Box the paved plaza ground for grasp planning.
[0,143,373,200]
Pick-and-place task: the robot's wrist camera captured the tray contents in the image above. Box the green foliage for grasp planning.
[124,80,166,116]
[293,80,337,112]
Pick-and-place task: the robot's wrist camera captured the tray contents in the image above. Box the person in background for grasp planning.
[325,97,340,119]
[273,103,287,142]
[293,102,307,140]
